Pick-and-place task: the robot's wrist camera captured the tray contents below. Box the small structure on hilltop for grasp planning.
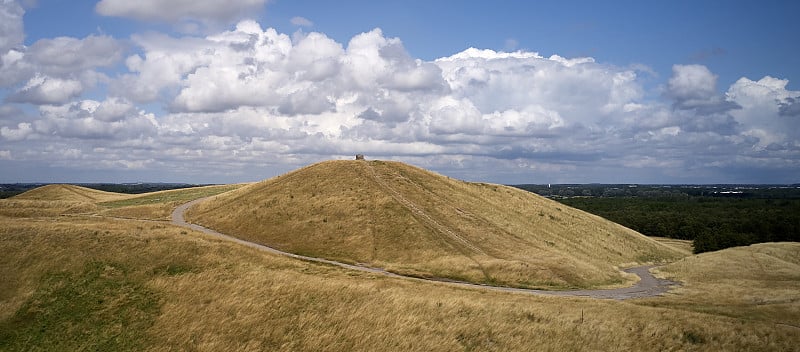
[355,154,365,160]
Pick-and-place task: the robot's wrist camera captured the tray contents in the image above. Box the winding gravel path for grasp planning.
[172,198,679,300]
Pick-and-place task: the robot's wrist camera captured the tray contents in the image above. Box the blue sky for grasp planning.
[22,1,800,90]
[1,0,798,184]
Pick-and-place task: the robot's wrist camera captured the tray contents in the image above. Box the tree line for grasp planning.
[514,184,800,253]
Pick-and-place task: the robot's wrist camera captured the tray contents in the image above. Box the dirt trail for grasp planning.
[172,198,679,300]
[364,162,486,255]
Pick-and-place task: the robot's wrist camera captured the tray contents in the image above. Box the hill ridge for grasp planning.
[12,184,131,203]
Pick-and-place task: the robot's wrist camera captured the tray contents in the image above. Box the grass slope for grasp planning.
[188,160,683,289]
[643,242,800,326]
[0,184,243,220]
[98,184,244,220]
[2,185,133,218]
[1,208,797,351]
[12,184,131,203]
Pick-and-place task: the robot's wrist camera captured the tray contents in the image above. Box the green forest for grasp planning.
[515,184,800,253]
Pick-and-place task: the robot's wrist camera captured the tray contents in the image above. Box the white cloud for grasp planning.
[27,35,123,74]
[666,64,740,115]
[668,64,717,101]
[95,0,268,24]
[290,16,313,27]
[31,99,158,139]
[111,33,214,102]
[7,74,84,105]
[126,25,447,118]
[0,122,32,141]
[289,32,343,80]
[0,150,10,159]
[435,47,639,124]
[0,0,24,54]
[94,97,136,122]
[0,32,123,109]
[727,76,800,148]
[0,0,25,89]
[169,22,294,112]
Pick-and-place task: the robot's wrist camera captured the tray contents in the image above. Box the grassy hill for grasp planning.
[642,242,800,326]
[0,184,242,220]
[12,184,132,203]
[0,185,130,218]
[187,160,683,289]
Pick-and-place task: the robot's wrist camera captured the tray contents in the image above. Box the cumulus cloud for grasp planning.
[0,0,24,54]
[0,32,123,111]
[726,76,800,148]
[93,97,136,122]
[7,74,83,105]
[110,33,213,102]
[665,64,741,117]
[122,24,447,119]
[8,99,158,140]
[668,64,717,101]
[779,97,800,117]
[96,0,268,25]
[0,122,33,141]
[0,0,25,89]
[435,48,639,127]
[27,35,123,74]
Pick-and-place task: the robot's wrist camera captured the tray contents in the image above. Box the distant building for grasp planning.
[355,154,365,160]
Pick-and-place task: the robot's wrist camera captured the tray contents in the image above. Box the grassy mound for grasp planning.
[188,160,683,289]
[12,184,131,203]
[643,242,800,325]
[1,184,242,220]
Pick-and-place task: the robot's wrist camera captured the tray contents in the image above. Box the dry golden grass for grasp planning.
[0,199,101,218]
[651,236,694,255]
[12,184,132,202]
[0,183,131,218]
[640,242,800,328]
[3,173,796,350]
[188,160,684,289]
[1,214,797,351]
[0,184,243,221]
[98,184,244,220]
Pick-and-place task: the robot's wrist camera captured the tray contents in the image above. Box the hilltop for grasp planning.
[187,160,683,289]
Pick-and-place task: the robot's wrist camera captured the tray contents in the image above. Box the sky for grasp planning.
[1,0,799,184]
